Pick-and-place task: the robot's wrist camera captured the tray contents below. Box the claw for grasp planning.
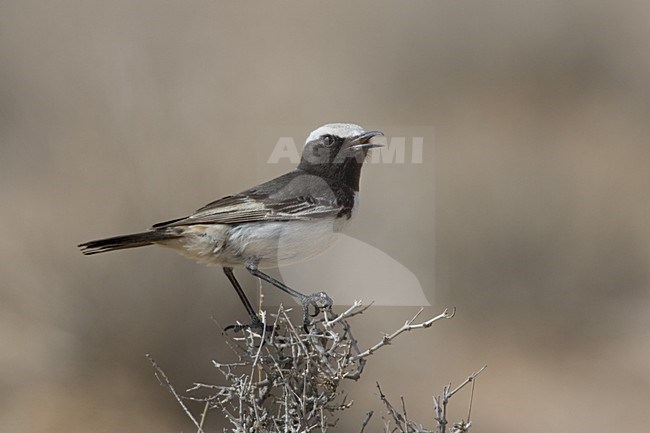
[299,291,334,331]
[224,322,248,333]
[224,318,274,335]
[309,291,333,309]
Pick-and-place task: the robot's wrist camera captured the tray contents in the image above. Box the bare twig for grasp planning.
[401,395,409,432]
[360,411,374,433]
[376,382,430,433]
[449,365,486,399]
[197,401,209,433]
[351,307,455,362]
[147,354,203,433]
[375,364,486,433]
[433,365,487,433]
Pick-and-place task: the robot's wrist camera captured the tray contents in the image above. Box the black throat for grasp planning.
[297,156,365,192]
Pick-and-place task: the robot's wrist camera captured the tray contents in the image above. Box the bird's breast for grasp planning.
[225,218,350,268]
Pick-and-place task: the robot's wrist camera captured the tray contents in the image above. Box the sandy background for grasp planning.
[1,1,649,432]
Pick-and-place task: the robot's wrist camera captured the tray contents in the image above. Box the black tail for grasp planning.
[78,231,177,255]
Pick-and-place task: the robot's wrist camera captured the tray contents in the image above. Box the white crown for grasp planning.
[306,123,365,143]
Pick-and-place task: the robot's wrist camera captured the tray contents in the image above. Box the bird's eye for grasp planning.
[321,135,334,147]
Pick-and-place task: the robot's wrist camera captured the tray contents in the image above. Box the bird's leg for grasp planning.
[222,267,272,333]
[245,262,333,329]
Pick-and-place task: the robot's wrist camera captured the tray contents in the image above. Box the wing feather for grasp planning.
[151,195,341,228]
[151,170,351,229]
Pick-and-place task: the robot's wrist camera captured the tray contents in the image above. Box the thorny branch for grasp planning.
[350,307,456,362]
[149,303,481,432]
[433,365,487,433]
[147,354,204,433]
[359,411,374,433]
[376,365,486,433]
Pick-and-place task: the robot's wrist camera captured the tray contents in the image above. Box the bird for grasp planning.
[78,123,383,330]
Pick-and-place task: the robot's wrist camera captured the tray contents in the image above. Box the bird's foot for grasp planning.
[224,316,274,335]
[299,291,333,331]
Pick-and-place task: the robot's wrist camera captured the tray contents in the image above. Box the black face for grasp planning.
[297,132,381,191]
[299,134,363,166]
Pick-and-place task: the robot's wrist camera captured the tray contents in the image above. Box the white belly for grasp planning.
[158,217,351,269]
[228,219,345,268]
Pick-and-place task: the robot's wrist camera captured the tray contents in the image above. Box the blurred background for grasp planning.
[1,1,648,431]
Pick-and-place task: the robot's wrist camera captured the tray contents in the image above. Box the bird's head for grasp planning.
[297,123,383,190]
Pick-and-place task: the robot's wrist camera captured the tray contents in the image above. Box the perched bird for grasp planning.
[79,123,383,329]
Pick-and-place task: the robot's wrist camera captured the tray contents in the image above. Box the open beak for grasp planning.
[350,130,384,151]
